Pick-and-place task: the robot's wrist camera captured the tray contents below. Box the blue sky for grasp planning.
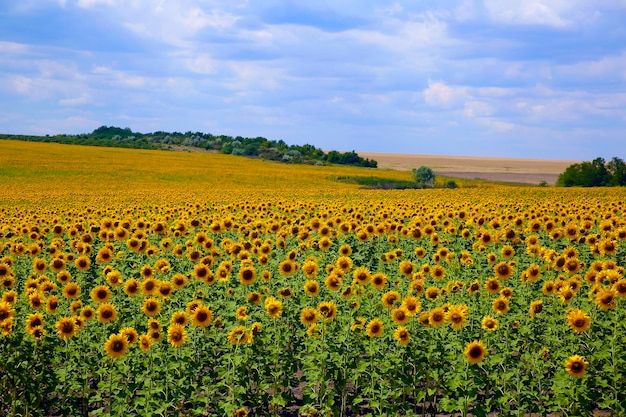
[1,1,626,159]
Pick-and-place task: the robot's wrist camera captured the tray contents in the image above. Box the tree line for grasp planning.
[557,157,626,187]
[1,126,378,168]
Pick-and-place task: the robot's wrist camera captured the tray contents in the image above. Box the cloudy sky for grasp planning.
[1,1,626,159]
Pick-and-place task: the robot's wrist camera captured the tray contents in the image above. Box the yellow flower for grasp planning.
[565,355,587,378]
[464,340,487,364]
[393,327,410,346]
[566,308,591,333]
[167,324,187,348]
[104,333,128,359]
[366,318,384,338]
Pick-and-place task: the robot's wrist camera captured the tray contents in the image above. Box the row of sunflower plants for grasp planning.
[1,197,625,416]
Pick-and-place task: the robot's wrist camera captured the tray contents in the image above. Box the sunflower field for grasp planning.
[1,139,625,417]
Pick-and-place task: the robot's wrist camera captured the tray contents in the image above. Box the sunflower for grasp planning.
[96,303,118,324]
[165,324,186,348]
[492,297,510,315]
[318,237,332,250]
[394,327,410,346]
[431,265,446,280]
[62,282,81,299]
[494,261,513,279]
[105,270,123,287]
[352,267,371,285]
[142,298,161,317]
[141,277,159,296]
[366,318,384,338]
[228,326,250,344]
[542,281,555,296]
[401,296,421,316]
[32,258,47,274]
[468,280,481,295]
[46,295,59,313]
[278,260,297,276]
[335,256,353,273]
[399,260,414,278]
[278,287,294,298]
[565,355,587,378]
[191,263,210,281]
[28,293,44,309]
[158,281,173,298]
[74,255,91,272]
[338,244,352,256]
[325,274,342,291]
[370,273,387,290]
[70,300,83,314]
[238,265,257,285]
[501,245,515,259]
[96,247,113,264]
[120,327,139,345]
[485,278,502,294]
[192,305,213,327]
[171,311,189,327]
[2,290,17,305]
[528,300,543,318]
[613,279,626,297]
[429,307,446,327]
[596,288,617,310]
[235,306,248,321]
[29,326,45,341]
[250,321,262,336]
[26,313,44,335]
[304,280,320,297]
[233,407,248,417]
[558,286,575,305]
[446,304,468,330]
[481,316,498,331]
[302,260,319,278]
[500,287,513,299]
[464,340,487,364]
[55,316,77,339]
[90,285,112,304]
[57,270,72,285]
[391,307,410,326]
[300,307,318,326]
[318,301,338,321]
[123,278,140,297]
[425,287,440,301]
[265,297,283,319]
[525,264,542,282]
[0,302,16,325]
[382,290,401,309]
[566,308,591,333]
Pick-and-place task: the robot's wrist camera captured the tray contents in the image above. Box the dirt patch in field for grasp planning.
[358,152,579,185]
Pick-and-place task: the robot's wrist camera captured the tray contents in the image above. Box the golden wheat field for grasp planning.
[1,139,625,417]
[358,152,578,185]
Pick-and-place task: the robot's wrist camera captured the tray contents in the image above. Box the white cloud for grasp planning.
[76,0,115,8]
[0,41,29,54]
[484,0,573,27]
[59,94,92,106]
[423,81,466,107]
[184,54,218,75]
[464,101,493,117]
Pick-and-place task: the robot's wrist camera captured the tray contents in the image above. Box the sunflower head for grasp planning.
[464,340,487,364]
[565,355,587,378]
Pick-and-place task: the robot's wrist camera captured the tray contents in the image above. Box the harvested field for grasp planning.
[358,152,580,185]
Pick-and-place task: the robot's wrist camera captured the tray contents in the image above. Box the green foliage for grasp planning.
[412,166,435,187]
[557,157,626,187]
[0,126,378,169]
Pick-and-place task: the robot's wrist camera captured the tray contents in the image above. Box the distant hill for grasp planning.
[1,125,377,168]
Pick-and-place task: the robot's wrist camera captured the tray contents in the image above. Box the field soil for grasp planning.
[358,152,579,185]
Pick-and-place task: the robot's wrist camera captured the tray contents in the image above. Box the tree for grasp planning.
[412,166,435,187]
[556,157,619,187]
